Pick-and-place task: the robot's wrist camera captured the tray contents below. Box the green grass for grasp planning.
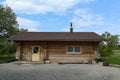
[100,53,120,65]
[0,54,15,63]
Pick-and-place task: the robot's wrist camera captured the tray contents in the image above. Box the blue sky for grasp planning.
[0,0,120,35]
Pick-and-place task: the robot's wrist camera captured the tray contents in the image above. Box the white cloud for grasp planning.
[62,8,104,32]
[104,24,120,35]
[17,17,40,31]
[71,9,103,27]
[2,0,95,15]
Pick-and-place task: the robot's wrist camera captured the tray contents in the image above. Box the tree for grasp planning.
[102,32,111,40]
[0,4,19,54]
[98,32,120,57]
[0,4,18,38]
[19,28,28,32]
[0,4,20,55]
[107,35,119,49]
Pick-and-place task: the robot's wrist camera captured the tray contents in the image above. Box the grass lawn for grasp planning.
[0,54,15,63]
[100,53,120,65]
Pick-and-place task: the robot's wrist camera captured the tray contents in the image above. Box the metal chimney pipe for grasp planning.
[70,22,73,32]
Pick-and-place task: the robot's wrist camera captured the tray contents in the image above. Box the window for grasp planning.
[33,47,39,54]
[67,46,73,52]
[75,46,80,52]
[67,46,80,54]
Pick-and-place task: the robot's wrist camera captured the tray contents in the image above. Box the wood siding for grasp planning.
[47,42,98,63]
[16,41,99,63]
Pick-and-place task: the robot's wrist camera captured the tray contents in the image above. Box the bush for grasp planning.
[0,54,15,63]
[0,44,16,55]
[99,51,113,57]
[100,54,120,65]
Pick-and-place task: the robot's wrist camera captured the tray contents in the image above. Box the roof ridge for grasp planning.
[22,32,95,33]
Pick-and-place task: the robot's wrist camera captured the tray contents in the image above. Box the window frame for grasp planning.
[66,46,81,54]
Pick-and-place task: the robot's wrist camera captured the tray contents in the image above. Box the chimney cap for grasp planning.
[70,22,72,28]
[70,22,73,32]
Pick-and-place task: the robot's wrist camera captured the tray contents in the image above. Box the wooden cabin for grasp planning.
[9,27,105,64]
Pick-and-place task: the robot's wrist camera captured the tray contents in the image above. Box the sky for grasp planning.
[0,0,120,35]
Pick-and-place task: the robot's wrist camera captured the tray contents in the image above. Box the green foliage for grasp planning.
[108,35,120,49]
[19,28,28,32]
[0,54,15,63]
[100,54,120,65]
[0,4,18,55]
[0,4,19,38]
[98,31,120,57]
[0,4,27,56]
[0,44,16,54]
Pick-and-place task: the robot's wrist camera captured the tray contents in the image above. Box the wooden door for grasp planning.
[32,46,40,61]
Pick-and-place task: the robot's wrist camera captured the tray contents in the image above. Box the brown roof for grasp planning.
[9,32,106,42]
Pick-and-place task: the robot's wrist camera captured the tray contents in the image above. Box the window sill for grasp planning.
[67,52,81,54]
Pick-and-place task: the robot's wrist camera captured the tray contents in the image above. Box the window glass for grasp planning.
[75,46,80,52]
[33,47,38,53]
[67,46,73,52]
[67,46,80,54]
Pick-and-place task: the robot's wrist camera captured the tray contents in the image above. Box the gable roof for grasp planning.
[9,32,106,42]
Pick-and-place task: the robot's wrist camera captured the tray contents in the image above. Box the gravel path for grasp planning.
[0,63,120,80]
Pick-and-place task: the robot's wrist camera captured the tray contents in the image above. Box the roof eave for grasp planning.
[12,39,105,42]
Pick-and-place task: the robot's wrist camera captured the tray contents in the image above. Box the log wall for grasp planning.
[16,41,99,63]
[47,41,98,63]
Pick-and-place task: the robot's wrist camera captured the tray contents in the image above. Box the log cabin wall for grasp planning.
[16,41,99,63]
[16,42,47,62]
[47,41,99,63]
